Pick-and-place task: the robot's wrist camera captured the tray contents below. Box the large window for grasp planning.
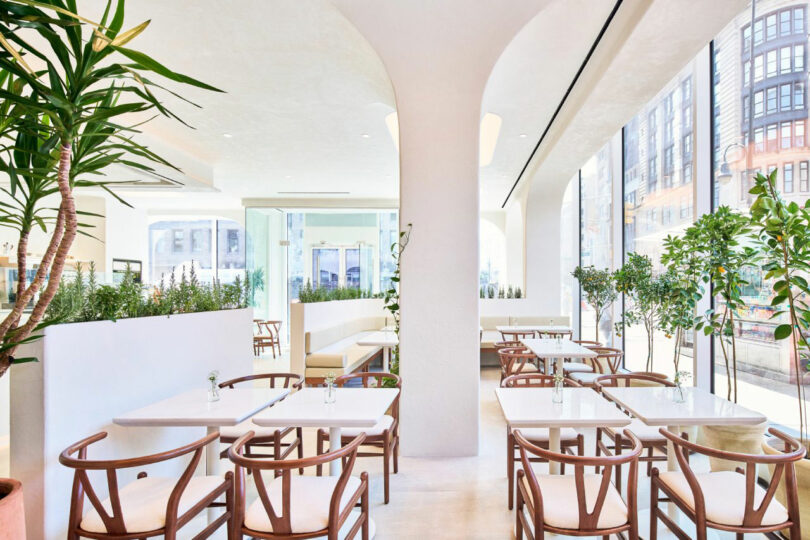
[580,142,614,345]
[712,1,810,433]
[623,61,698,374]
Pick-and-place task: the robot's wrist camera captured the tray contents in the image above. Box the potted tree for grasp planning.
[572,265,616,343]
[613,253,674,373]
[0,0,220,530]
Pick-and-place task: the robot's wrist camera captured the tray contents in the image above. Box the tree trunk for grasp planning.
[729,308,738,403]
[14,228,29,309]
[0,143,76,378]
[595,311,601,343]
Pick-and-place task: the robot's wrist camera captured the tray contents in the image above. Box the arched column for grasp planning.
[333,0,547,456]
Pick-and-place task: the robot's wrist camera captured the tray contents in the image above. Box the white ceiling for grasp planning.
[76,0,625,211]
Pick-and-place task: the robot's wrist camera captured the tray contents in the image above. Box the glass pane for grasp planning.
[379,212,398,292]
[713,2,809,432]
[313,248,340,290]
[345,248,360,288]
[148,220,213,285]
[623,61,697,376]
[216,219,246,284]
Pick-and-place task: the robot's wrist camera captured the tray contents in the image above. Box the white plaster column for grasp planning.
[333,0,545,456]
[524,179,567,316]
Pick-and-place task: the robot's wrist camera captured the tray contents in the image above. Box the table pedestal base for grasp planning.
[330,426,342,476]
[548,427,561,474]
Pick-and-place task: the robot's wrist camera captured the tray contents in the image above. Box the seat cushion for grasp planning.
[81,476,224,534]
[245,475,362,533]
[342,414,395,437]
[505,363,540,375]
[520,473,628,530]
[563,361,594,373]
[516,427,580,442]
[658,470,789,527]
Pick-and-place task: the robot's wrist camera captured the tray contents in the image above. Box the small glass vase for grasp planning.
[207,381,220,402]
[673,383,685,403]
[324,383,336,404]
[552,381,564,403]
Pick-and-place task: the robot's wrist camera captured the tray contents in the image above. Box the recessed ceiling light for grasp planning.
[223,133,232,138]
[284,175,292,179]
[361,133,370,138]
[519,133,528,138]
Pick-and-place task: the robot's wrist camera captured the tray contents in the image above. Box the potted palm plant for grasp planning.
[572,265,616,342]
[0,0,220,530]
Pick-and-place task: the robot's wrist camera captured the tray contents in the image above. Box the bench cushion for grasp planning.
[515,316,570,326]
[480,316,509,330]
[480,330,503,349]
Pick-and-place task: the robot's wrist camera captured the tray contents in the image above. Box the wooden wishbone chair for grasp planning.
[218,373,304,472]
[501,374,584,510]
[538,329,573,340]
[498,347,541,382]
[59,431,233,540]
[316,372,400,504]
[501,330,536,342]
[593,373,682,491]
[514,428,643,540]
[229,431,370,540]
[569,347,624,387]
[650,428,805,540]
[574,340,602,348]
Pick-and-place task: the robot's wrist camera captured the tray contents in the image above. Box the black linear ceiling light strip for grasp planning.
[501,0,624,209]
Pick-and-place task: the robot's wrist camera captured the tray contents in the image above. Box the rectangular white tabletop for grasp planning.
[252,387,399,428]
[113,387,290,427]
[521,338,597,359]
[497,325,572,333]
[495,387,631,428]
[356,330,398,347]
[601,386,767,426]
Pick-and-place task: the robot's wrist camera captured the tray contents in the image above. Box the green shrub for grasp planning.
[297,279,382,303]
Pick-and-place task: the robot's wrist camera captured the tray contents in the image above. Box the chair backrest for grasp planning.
[594,373,675,389]
[538,330,573,339]
[228,432,366,535]
[264,320,282,336]
[219,372,303,390]
[660,428,805,528]
[59,431,217,536]
[494,340,524,351]
[589,347,624,374]
[497,347,537,377]
[574,340,602,348]
[501,330,535,341]
[501,373,581,388]
[514,429,642,531]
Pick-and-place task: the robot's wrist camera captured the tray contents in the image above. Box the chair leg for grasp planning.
[507,429,515,510]
[647,446,654,476]
[650,472,659,540]
[383,431,391,504]
[615,433,623,493]
[225,479,236,540]
[316,430,324,477]
[393,434,399,474]
[515,473,524,540]
[296,427,304,475]
[362,472,370,540]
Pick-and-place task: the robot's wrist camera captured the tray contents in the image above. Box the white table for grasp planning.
[495,387,630,474]
[600,386,767,472]
[114,387,289,521]
[521,338,596,375]
[497,325,572,335]
[357,330,398,372]
[253,387,399,476]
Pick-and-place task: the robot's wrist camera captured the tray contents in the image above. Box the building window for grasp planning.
[795,7,805,34]
[768,49,778,77]
[801,161,809,191]
[767,123,778,152]
[781,47,792,74]
[754,18,764,44]
[754,90,764,117]
[782,122,793,149]
[172,229,184,252]
[190,229,205,252]
[768,13,778,40]
[796,82,805,110]
[744,60,751,85]
[781,9,791,36]
[227,229,239,253]
[795,44,805,71]
[780,84,791,111]
[796,121,806,147]
[755,127,764,152]
[769,86,779,114]
[648,155,658,191]
[663,145,674,177]
[754,54,764,81]
[785,162,794,193]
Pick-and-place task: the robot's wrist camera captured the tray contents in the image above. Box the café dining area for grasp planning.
[3,0,810,539]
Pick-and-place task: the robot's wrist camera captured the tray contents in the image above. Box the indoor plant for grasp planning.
[383,222,411,378]
[572,265,617,342]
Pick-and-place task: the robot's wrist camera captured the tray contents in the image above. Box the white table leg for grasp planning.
[383,347,390,372]
[329,426,342,476]
[206,426,219,523]
[548,427,561,475]
[665,425,680,521]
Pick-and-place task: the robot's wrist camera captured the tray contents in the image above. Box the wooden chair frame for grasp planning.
[593,373,679,491]
[573,340,602,348]
[650,427,805,540]
[537,330,573,340]
[514,429,642,540]
[229,431,369,540]
[219,373,304,471]
[501,374,584,510]
[498,347,540,381]
[316,372,401,504]
[59,431,233,540]
[254,320,282,358]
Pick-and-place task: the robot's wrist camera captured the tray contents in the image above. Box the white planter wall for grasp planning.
[10,308,253,540]
[479,298,571,323]
[289,298,386,375]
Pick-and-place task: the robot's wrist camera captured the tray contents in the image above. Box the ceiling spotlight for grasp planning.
[223,133,233,138]
[519,133,528,138]
[361,133,370,139]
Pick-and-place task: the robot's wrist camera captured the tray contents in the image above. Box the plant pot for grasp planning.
[700,422,768,471]
[0,478,26,540]
[763,438,810,539]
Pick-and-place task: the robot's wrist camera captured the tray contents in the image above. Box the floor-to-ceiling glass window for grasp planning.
[713,0,808,431]
[580,143,614,344]
[560,176,577,322]
[622,60,698,375]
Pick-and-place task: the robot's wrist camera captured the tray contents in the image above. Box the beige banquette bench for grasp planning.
[479,315,571,349]
[304,316,386,384]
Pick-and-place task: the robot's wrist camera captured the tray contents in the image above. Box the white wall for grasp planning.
[11,308,253,540]
[504,195,526,289]
[104,199,149,280]
[289,298,386,375]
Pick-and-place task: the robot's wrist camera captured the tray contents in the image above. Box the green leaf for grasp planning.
[774,324,793,340]
[113,46,224,92]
